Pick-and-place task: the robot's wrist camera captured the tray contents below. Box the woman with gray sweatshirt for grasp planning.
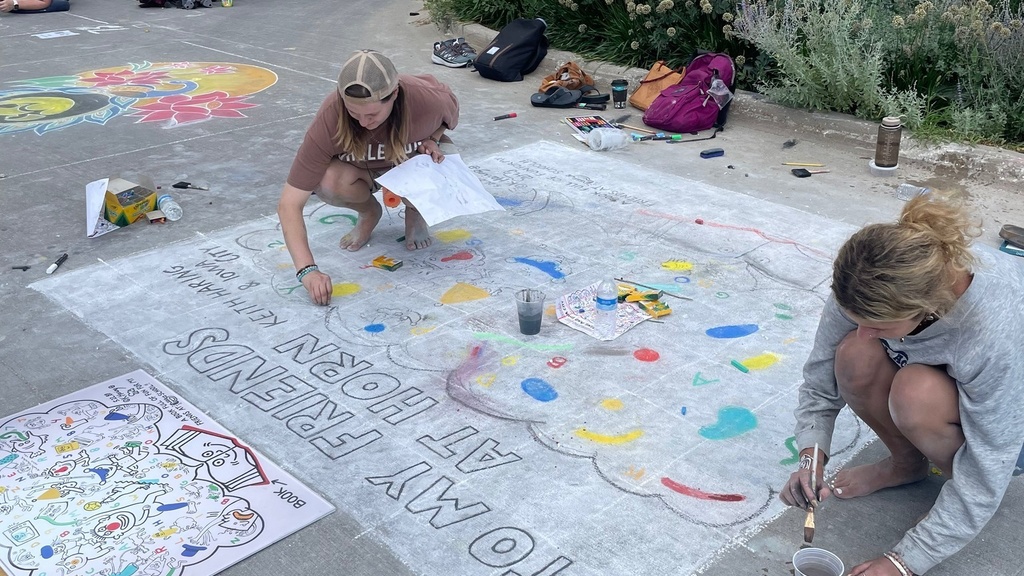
[780,194,1024,575]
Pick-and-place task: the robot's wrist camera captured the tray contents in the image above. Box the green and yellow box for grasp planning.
[104,178,157,227]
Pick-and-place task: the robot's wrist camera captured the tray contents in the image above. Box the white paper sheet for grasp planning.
[374,154,504,227]
[85,177,120,238]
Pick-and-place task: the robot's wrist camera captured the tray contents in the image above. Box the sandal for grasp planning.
[530,86,583,108]
[999,224,1024,248]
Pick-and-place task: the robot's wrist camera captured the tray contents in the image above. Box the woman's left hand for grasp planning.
[848,556,906,576]
[419,139,445,163]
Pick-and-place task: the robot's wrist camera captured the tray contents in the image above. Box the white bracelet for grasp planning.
[883,552,911,576]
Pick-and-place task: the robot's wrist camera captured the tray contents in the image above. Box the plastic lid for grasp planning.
[881,116,902,127]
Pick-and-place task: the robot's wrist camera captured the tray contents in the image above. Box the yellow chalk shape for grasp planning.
[600,398,625,411]
[574,428,643,445]
[661,260,694,272]
[741,352,781,370]
[332,282,361,297]
[409,326,434,335]
[501,355,519,366]
[475,373,496,388]
[277,262,293,269]
[38,488,61,500]
[440,282,489,304]
[436,229,472,243]
[84,501,101,511]
[625,466,645,480]
[54,441,80,454]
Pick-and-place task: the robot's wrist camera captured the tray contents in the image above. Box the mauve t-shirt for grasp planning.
[286,74,459,192]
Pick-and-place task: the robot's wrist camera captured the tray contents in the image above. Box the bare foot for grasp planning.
[339,201,382,251]
[830,456,928,499]
[404,206,432,250]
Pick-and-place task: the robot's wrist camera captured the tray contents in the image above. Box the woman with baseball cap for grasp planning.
[278,49,459,305]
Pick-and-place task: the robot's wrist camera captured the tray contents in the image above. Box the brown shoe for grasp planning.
[1000,224,1024,248]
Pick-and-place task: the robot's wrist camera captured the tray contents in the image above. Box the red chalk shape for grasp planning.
[633,348,660,362]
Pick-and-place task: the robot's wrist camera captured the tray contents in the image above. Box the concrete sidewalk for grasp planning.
[1,2,1022,575]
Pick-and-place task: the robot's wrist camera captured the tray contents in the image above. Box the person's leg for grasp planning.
[315,159,382,252]
[402,138,458,251]
[889,364,963,477]
[829,331,930,499]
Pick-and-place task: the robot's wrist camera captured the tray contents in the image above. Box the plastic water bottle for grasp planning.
[586,128,630,151]
[594,278,619,341]
[157,194,183,221]
[896,183,930,201]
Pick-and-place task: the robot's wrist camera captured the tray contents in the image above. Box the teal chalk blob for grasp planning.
[705,324,759,338]
[521,378,558,402]
[699,406,757,440]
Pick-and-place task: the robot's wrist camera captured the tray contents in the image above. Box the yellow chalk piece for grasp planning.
[501,355,519,366]
[436,229,472,243]
[54,440,81,454]
[475,373,496,388]
[661,260,694,272]
[38,488,62,500]
[741,352,781,370]
[332,282,361,297]
[600,398,625,411]
[440,282,489,304]
[574,428,644,445]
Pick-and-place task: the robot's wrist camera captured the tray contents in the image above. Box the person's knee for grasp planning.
[316,161,373,206]
[834,331,890,400]
[889,365,956,432]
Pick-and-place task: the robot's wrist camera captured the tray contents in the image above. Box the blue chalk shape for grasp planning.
[114,567,139,576]
[496,197,523,207]
[105,412,130,421]
[512,257,565,279]
[699,406,758,440]
[680,406,687,416]
[364,323,386,333]
[520,378,558,402]
[705,324,759,339]
[157,502,189,512]
[86,467,110,482]
[41,546,54,559]
[181,543,208,557]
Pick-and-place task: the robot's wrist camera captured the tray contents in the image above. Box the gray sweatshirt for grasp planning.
[794,245,1024,574]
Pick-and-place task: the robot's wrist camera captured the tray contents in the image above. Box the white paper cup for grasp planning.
[793,547,845,576]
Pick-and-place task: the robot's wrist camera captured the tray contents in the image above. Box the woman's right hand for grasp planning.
[780,452,828,509]
[301,270,333,306]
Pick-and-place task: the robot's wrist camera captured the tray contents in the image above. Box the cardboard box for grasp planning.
[103,178,157,227]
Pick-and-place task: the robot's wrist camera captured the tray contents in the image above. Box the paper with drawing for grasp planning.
[375,154,504,226]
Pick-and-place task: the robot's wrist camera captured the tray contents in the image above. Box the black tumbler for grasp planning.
[611,79,628,109]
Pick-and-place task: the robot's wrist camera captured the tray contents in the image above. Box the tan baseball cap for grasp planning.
[337,49,399,105]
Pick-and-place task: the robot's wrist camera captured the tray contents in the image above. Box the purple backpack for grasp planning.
[642,53,735,133]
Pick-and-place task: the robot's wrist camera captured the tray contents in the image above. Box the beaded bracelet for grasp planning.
[296,264,318,282]
[883,552,912,576]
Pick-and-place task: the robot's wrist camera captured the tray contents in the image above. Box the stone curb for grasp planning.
[451,21,1024,184]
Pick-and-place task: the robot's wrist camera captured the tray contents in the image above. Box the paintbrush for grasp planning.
[804,442,819,543]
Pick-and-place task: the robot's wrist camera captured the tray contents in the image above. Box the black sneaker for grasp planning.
[432,38,473,68]
[452,37,478,61]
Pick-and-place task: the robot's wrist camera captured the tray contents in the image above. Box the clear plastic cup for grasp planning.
[514,289,545,335]
[792,547,845,576]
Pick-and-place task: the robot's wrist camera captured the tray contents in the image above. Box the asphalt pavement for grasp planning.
[1,1,1023,575]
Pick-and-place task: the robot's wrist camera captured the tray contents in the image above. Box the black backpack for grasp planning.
[474,18,549,82]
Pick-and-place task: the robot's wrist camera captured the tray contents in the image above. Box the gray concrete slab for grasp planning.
[1,2,1023,575]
